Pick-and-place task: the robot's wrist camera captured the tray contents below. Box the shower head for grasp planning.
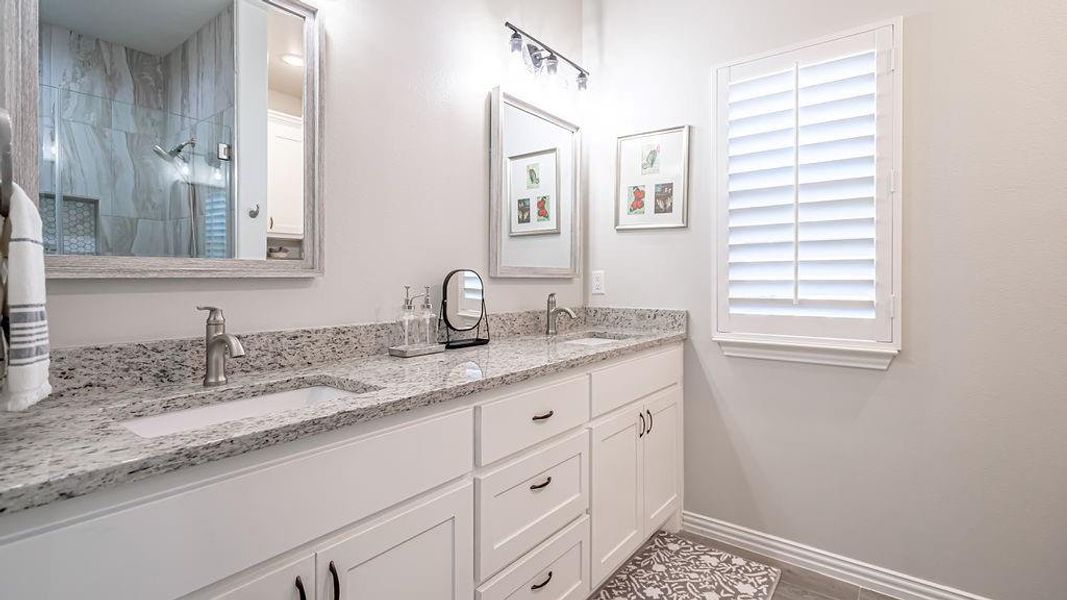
[153,138,196,162]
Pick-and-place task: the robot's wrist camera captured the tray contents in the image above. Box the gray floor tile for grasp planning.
[859,590,901,600]
[771,581,843,600]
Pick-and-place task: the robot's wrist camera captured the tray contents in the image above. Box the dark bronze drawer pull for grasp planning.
[329,561,340,600]
[295,575,307,600]
[531,570,553,590]
[532,410,554,421]
[638,411,646,438]
[529,476,552,491]
[646,409,653,435]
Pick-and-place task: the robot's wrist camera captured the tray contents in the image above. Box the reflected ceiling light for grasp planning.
[281,53,305,67]
[504,22,589,91]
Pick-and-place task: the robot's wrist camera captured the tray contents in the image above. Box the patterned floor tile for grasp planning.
[593,531,781,600]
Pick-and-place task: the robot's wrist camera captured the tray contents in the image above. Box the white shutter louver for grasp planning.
[715,22,901,359]
[727,49,877,320]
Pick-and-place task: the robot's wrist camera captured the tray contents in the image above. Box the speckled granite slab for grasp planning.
[47,308,590,400]
[0,308,685,515]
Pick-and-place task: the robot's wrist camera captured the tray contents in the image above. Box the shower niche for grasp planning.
[33,0,322,278]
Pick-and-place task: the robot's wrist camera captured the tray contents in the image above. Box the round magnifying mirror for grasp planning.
[443,269,485,331]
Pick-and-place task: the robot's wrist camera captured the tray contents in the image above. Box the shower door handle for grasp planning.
[247,204,260,218]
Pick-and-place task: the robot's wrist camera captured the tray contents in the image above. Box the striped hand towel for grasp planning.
[1,183,52,411]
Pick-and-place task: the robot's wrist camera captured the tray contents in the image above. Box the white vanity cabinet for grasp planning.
[588,348,683,586]
[205,555,315,600]
[0,342,683,600]
[314,482,473,600]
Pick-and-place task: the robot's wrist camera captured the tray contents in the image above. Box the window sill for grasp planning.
[713,336,898,370]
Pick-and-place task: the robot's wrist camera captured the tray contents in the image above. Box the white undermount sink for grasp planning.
[121,385,354,439]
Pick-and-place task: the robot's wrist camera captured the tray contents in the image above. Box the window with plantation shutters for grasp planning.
[714,21,902,369]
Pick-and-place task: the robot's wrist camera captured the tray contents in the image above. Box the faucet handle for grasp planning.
[197,306,225,325]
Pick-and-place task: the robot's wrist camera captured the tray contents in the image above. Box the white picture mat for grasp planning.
[507,147,560,236]
[616,127,689,229]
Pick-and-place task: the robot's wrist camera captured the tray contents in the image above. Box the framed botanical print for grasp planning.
[508,147,561,236]
[615,125,690,230]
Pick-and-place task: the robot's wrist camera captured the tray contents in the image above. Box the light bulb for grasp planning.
[509,31,523,53]
[577,72,588,90]
[545,54,558,76]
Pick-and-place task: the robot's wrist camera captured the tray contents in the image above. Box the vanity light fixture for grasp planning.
[505,21,590,90]
[280,53,305,67]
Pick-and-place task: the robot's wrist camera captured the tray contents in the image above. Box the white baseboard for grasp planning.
[681,511,993,600]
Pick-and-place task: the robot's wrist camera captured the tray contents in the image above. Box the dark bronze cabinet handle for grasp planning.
[295,575,307,600]
[646,409,653,435]
[329,561,340,600]
[638,411,646,438]
[532,410,554,421]
[530,570,554,590]
[529,476,552,491]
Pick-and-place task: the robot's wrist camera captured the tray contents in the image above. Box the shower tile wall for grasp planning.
[38,5,235,258]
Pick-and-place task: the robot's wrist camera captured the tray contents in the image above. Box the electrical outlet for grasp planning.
[591,270,606,295]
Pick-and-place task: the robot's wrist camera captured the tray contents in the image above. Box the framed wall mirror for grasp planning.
[29,0,322,278]
[489,88,580,279]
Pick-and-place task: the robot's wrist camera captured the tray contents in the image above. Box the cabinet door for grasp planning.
[588,407,644,586]
[205,555,314,600]
[267,111,305,238]
[316,482,473,600]
[642,387,681,535]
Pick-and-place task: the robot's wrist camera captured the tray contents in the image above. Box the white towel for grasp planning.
[1,183,51,411]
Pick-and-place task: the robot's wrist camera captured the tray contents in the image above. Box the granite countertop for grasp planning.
[0,327,685,515]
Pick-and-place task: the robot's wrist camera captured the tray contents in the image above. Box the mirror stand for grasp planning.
[439,298,490,349]
[439,268,491,349]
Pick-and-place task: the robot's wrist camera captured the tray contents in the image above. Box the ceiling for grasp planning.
[268,7,306,99]
[40,0,232,56]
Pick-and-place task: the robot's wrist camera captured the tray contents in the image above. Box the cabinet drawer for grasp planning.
[476,431,589,581]
[477,375,589,465]
[590,345,682,417]
[477,516,590,600]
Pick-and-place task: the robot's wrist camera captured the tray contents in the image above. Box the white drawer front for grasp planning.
[476,431,589,581]
[0,409,473,600]
[477,516,590,600]
[590,345,682,417]
[477,375,590,466]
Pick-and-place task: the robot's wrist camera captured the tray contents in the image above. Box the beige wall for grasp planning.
[44,0,585,347]
[582,1,1067,598]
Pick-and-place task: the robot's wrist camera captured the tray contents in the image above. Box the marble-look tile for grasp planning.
[98,215,137,256]
[38,24,54,88]
[59,88,111,128]
[48,26,109,97]
[124,48,166,111]
[58,120,113,211]
[130,218,168,256]
[167,218,193,257]
[164,5,234,120]
[110,131,170,220]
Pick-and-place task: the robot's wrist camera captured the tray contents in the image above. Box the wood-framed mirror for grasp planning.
[6,0,323,278]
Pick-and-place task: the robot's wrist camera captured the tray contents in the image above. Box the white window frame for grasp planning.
[712,18,903,370]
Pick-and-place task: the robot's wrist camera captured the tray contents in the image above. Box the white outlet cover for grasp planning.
[591,270,606,295]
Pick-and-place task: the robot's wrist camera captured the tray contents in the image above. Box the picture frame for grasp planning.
[507,147,561,236]
[615,125,690,230]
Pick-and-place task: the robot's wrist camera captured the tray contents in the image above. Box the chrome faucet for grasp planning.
[546,293,577,336]
[197,306,246,387]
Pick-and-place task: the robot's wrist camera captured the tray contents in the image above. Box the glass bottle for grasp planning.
[396,286,417,347]
[418,286,438,346]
